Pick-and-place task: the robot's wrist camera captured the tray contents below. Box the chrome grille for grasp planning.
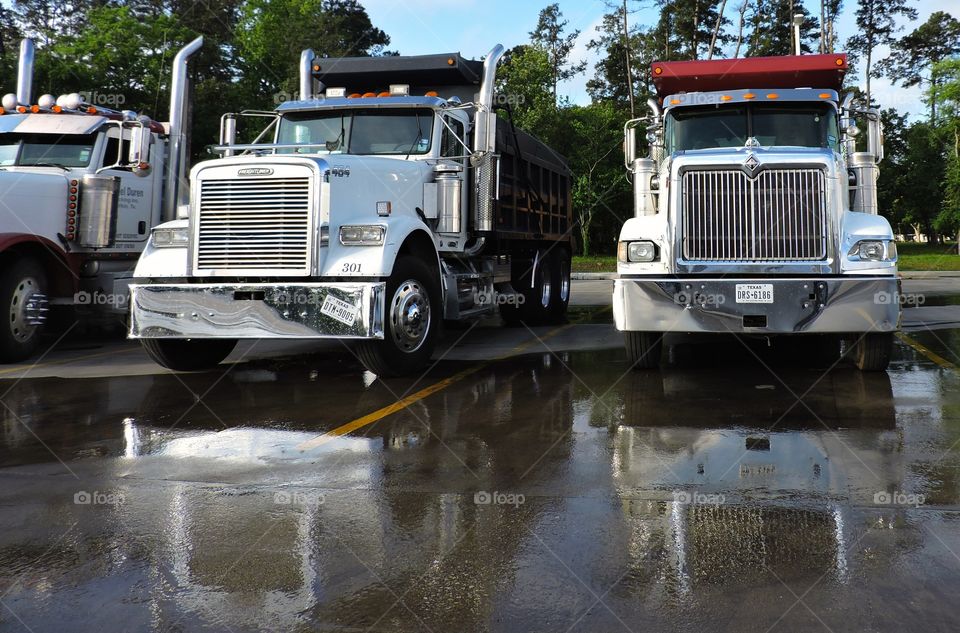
[196,177,311,272]
[681,168,827,261]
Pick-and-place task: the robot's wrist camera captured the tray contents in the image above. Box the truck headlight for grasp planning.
[152,226,189,248]
[849,240,896,261]
[618,240,658,263]
[340,225,385,246]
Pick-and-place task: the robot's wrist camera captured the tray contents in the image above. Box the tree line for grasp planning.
[1,0,958,253]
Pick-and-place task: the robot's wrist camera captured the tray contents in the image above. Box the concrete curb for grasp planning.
[572,273,616,280]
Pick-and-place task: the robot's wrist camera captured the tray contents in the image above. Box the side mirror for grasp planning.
[128,124,152,176]
[867,110,884,163]
[624,125,637,170]
[220,113,237,157]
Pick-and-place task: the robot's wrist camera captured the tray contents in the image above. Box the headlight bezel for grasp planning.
[339,224,386,246]
[618,240,659,263]
[848,239,897,262]
[151,226,190,248]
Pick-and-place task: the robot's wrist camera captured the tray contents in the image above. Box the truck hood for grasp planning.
[670,146,842,177]
[0,170,69,238]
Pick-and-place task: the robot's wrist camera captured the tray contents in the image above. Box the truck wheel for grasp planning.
[501,251,553,325]
[0,259,48,363]
[356,256,439,377]
[850,332,893,372]
[546,249,571,323]
[141,339,237,371]
[625,332,663,369]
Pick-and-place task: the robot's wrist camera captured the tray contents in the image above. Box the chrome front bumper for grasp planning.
[129,282,385,339]
[613,276,901,334]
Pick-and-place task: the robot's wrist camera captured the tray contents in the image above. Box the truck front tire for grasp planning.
[625,331,663,369]
[0,259,48,363]
[141,339,237,372]
[849,332,893,372]
[356,256,439,377]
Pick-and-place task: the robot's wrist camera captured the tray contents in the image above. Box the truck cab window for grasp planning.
[441,117,465,159]
[0,133,96,167]
[277,108,434,156]
[666,103,839,153]
[102,136,132,168]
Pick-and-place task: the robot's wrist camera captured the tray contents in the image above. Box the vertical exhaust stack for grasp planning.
[163,36,204,223]
[792,14,804,56]
[300,49,316,100]
[472,44,505,233]
[16,39,34,106]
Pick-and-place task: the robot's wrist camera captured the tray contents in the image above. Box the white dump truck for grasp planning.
[0,37,204,361]
[615,52,900,371]
[129,45,573,375]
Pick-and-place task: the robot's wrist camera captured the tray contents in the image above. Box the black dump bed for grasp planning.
[312,52,483,103]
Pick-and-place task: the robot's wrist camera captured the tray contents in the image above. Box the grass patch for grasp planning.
[573,243,960,273]
[572,255,617,273]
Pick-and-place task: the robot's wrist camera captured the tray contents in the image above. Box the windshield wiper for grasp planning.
[26,162,70,171]
[404,113,423,161]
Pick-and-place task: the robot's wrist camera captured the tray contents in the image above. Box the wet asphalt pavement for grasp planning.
[2,285,960,631]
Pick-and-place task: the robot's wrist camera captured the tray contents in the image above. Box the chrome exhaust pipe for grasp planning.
[300,49,315,100]
[473,44,505,154]
[16,39,34,106]
[163,36,203,223]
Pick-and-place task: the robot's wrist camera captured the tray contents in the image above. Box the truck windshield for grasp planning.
[276,108,434,155]
[665,103,839,153]
[0,133,97,167]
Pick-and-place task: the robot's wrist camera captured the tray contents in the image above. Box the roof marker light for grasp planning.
[670,98,681,105]
[766,93,779,99]
[425,91,439,97]
[378,91,390,97]
[16,105,26,113]
[835,57,844,66]
[361,92,376,98]
[654,67,663,75]
[347,93,361,99]
[720,95,732,101]
[743,93,755,99]
[819,92,831,99]
[30,105,39,113]
[447,58,455,65]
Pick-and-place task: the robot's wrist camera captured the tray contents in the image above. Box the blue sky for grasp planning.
[362,0,955,120]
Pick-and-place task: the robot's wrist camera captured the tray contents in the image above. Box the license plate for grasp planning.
[735,284,774,304]
[320,294,359,326]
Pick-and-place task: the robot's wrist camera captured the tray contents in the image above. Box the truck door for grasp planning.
[440,113,469,218]
[99,127,153,246]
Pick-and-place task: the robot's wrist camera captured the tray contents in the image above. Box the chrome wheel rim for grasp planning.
[10,277,45,343]
[538,263,552,309]
[558,258,570,303]
[389,279,431,353]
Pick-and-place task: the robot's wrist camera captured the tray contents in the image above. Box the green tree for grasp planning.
[845,0,916,107]
[659,0,731,60]
[235,0,390,106]
[881,11,960,121]
[746,0,818,57]
[931,58,960,250]
[899,122,946,243]
[529,3,586,101]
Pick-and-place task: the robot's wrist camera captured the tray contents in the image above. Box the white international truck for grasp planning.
[0,37,204,362]
[129,45,573,376]
[615,52,900,371]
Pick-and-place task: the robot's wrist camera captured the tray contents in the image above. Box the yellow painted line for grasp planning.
[297,305,611,451]
[897,332,958,370]
[0,345,140,377]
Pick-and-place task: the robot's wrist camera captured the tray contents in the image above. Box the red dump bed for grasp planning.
[651,54,848,98]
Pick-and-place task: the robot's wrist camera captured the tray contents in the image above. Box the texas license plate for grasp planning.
[735,284,774,304]
[320,294,359,326]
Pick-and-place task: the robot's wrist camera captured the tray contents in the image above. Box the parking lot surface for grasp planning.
[1,280,960,632]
